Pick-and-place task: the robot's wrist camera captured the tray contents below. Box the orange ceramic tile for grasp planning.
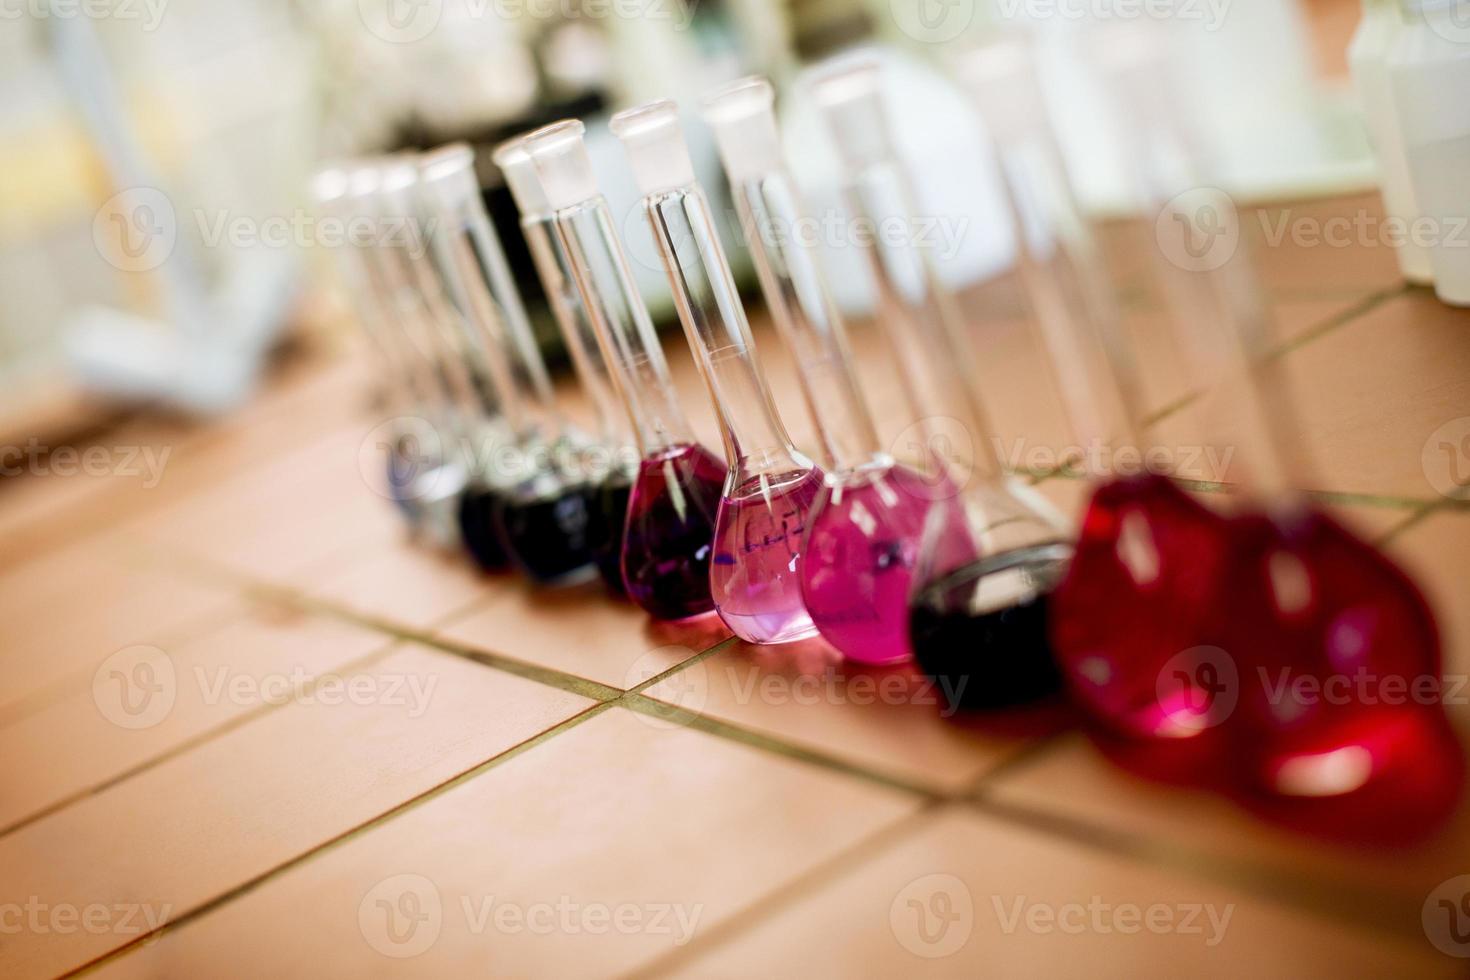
[1245,193,1409,297]
[652,806,1455,979]
[130,423,404,582]
[0,555,237,722]
[436,580,731,690]
[297,535,506,631]
[641,639,1040,794]
[1151,291,1470,499]
[0,645,592,979]
[984,731,1469,937]
[0,597,390,831]
[94,707,918,979]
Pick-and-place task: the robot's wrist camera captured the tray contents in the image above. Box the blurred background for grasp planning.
[0,0,1367,447]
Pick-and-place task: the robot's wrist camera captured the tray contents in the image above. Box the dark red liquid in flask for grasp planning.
[621,442,724,620]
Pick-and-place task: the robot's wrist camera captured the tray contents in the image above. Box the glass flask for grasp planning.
[417,144,598,585]
[1097,27,1461,816]
[348,161,477,552]
[610,101,822,645]
[813,60,1074,709]
[522,120,724,620]
[954,39,1235,738]
[312,165,440,528]
[373,156,513,569]
[702,76,930,665]
[494,136,639,594]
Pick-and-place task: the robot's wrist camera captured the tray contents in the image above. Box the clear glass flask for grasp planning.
[312,164,444,531]
[351,160,477,552]
[373,155,513,569]
[1098,28,1460,822]
[417,143,598,585]
[610,100,822,645]
[955,39,1235,739]
[814,60,1073,707]
[494,136,639,594]
[702,76,929,664]
[522,120,724,620]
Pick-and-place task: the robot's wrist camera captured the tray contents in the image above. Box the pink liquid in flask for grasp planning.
[712,467,824,645]
[800,463,934,664]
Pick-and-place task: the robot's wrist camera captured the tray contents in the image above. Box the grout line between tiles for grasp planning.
[626,804,943,980]
[962,792,1427,944]
[1137,283,1408,431]
[0,634,406,840]
[68,700,617,978]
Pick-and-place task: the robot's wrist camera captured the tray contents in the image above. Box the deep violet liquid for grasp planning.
[621,443,724,620]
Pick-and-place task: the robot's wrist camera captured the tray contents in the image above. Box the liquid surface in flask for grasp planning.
[622,443,724,620]
[1050,473,1232,737]
[800,463,933,665]
[711,466,823,645]
[909,542,1071,712]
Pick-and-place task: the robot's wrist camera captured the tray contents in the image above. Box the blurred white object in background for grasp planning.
[1349,0,1433,284]
[1003,0,1374,210]
[2,0,316,418]
[786,46,1017,316]
[1388,0,1470,307]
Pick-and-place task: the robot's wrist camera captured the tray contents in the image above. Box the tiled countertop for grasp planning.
[2,193,1467,978]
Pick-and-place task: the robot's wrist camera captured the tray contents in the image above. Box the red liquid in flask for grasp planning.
[1050,474,1233,738]
[621,443,724,621]
[1211,508,1462,832]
